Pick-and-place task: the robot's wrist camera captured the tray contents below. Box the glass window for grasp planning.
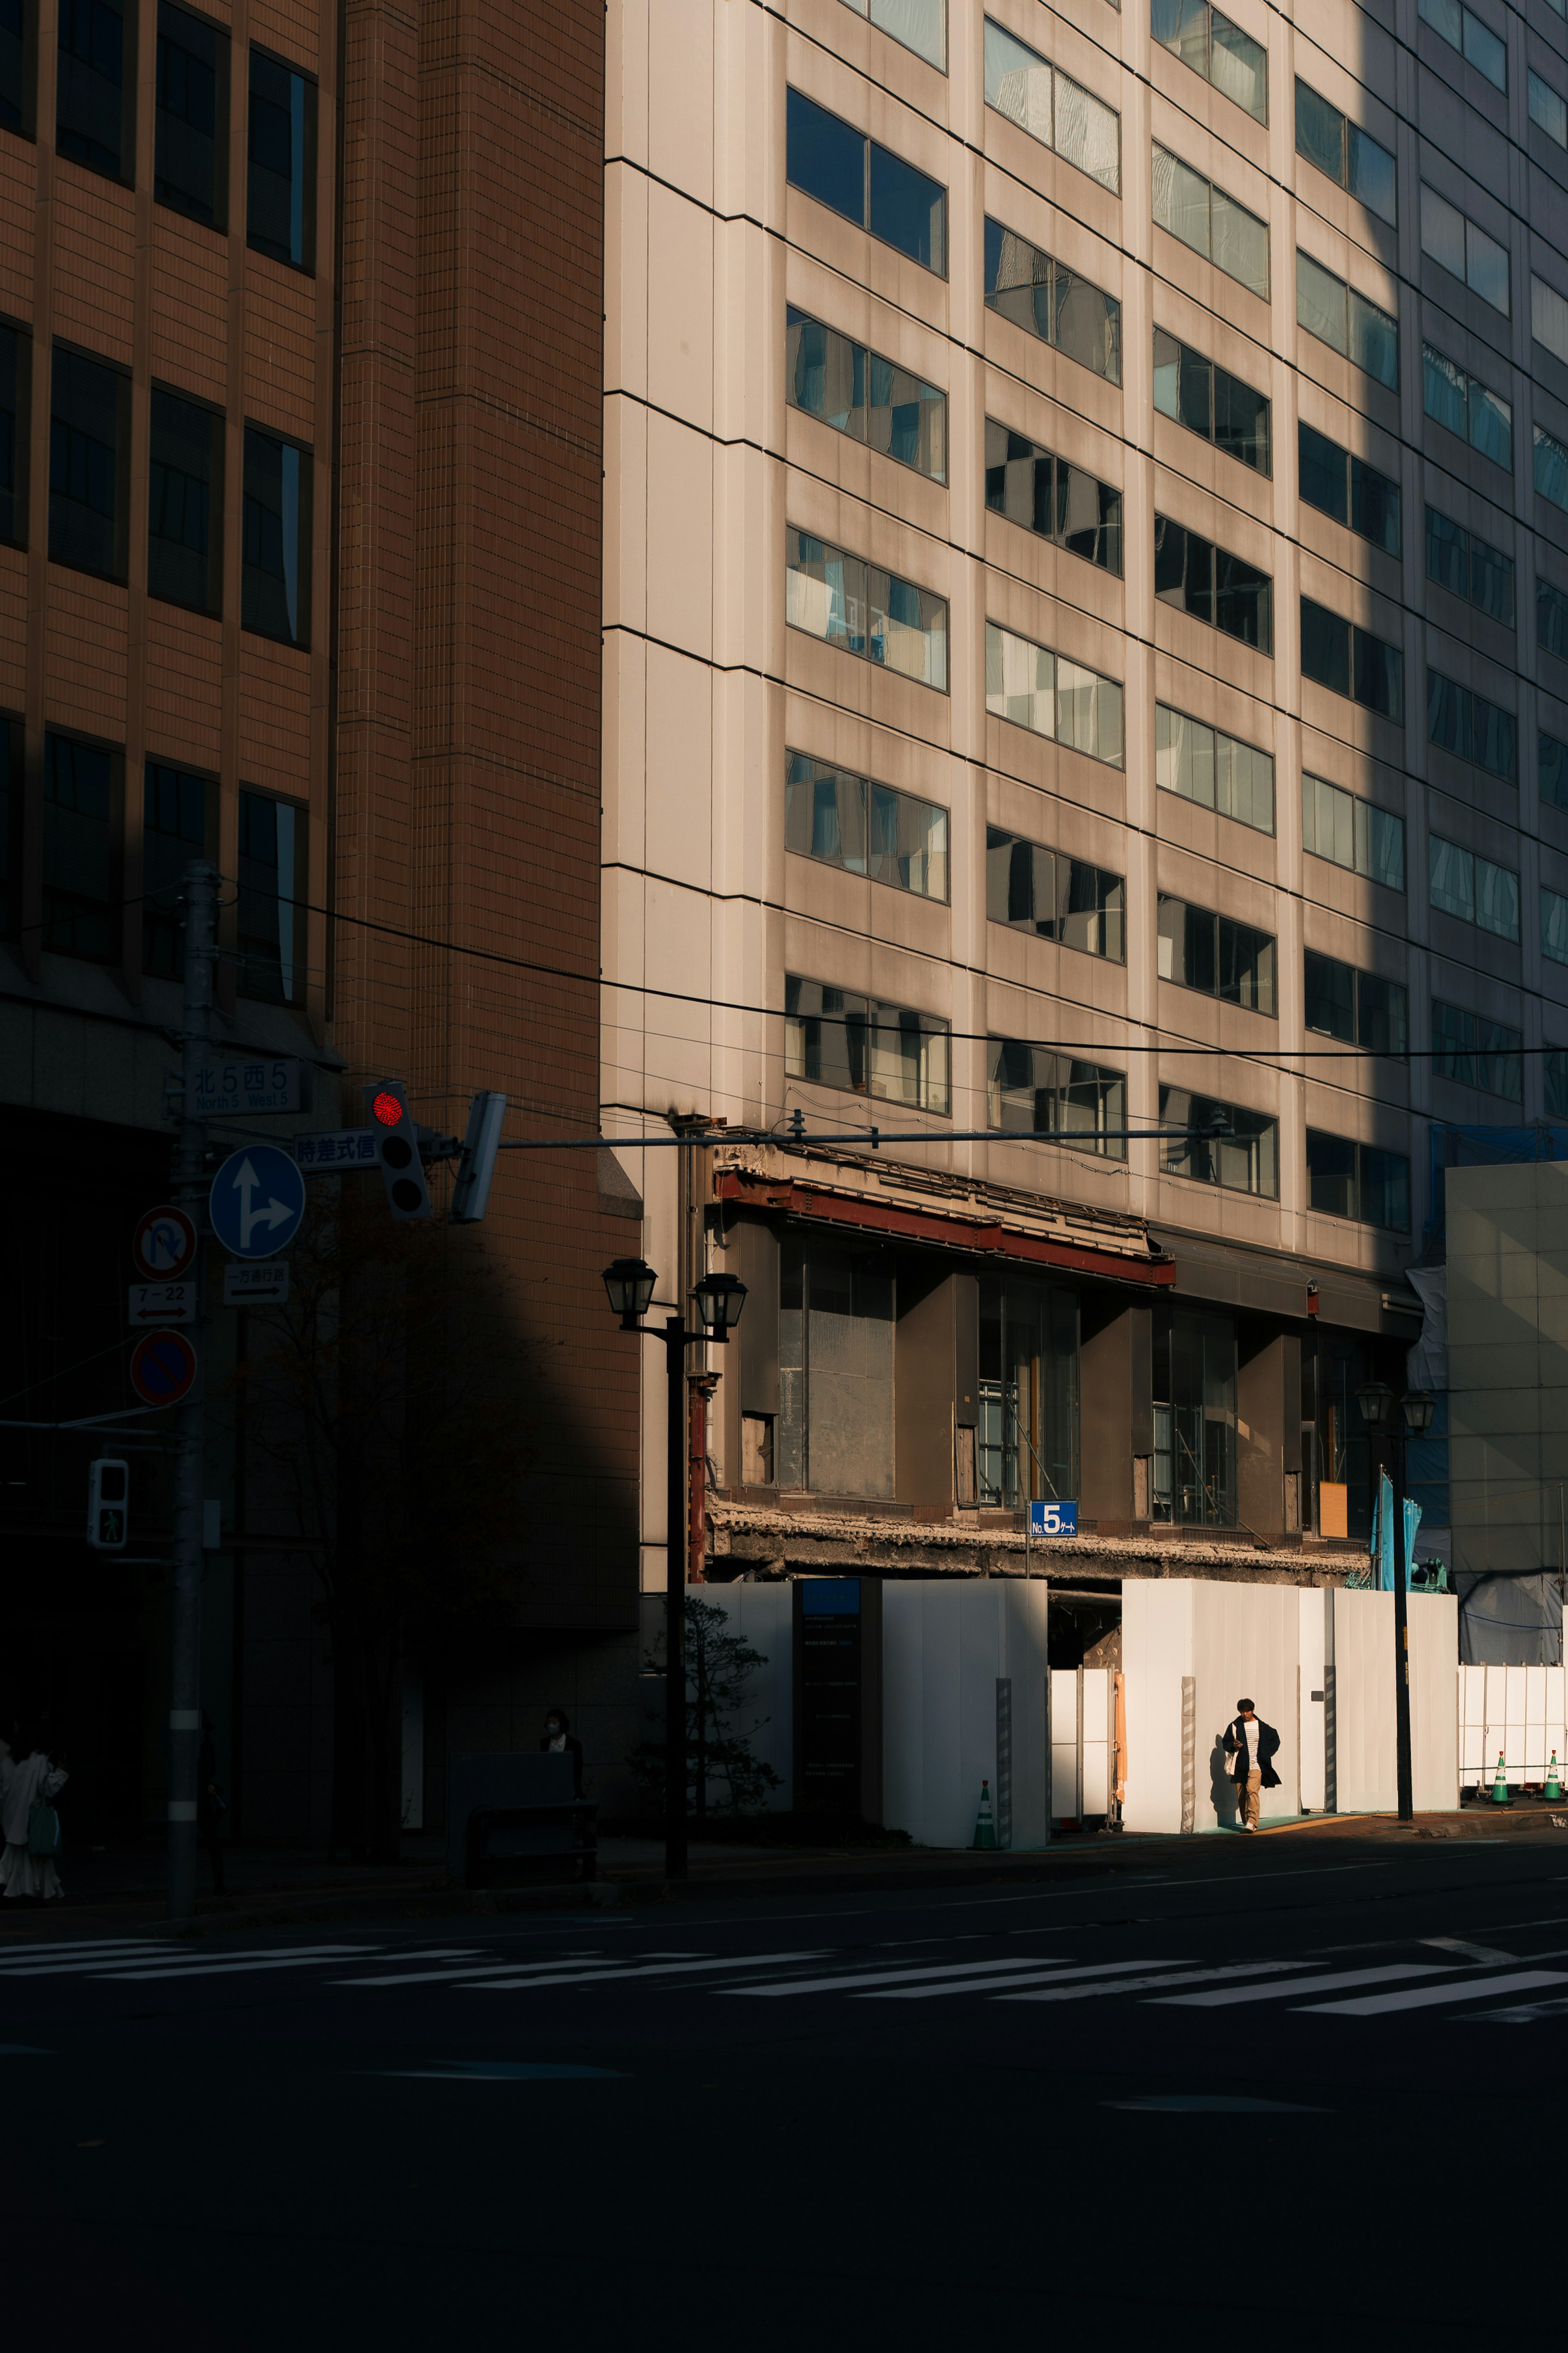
[1300,597,1401,719]
[1544,583,1568,663]
[237,788,304,1001]
[777,1237,897,1501]
[148,386,221,613]
[248,48,316,269]
[242,423,310,646]
[0,322,27,549]
[1475,852,1520,939]
[786,528,948,691]
[1426,670,1517,779]
[1307,1132,1410,1229]
[1297,420,1401,554]
[1534,274,1568,366]
[984,419,1121,575]
[868,139,947,272]
[1543,886,1568,966]
[1158,895,1276,1014]
[988,1038,1125,1160]
[1421,184,1509,315]
[1156,705,1274,835]
[1426,506,1513,624]
[1,0,33,134]
[1154,516,1271,653]
[783,91,948,275]
[1158,1089,1277,1197]
[1550,1050,1568,1121]
[1432,998,1522,1100]
[983,20,1120,194]
[156,2,225,226]
[1420,0,1506,92]
[49,344,128,580]
[42,729,118,959]
[984,218,1121,384]
[984,619,1123,765]
[1542,729,1568,813]
[976,1273,1080,1512]
[1154,0,1266,121]
[1295,80,1397,225]
[1530,71,1568,151]
[1153,328,1270,475]
[141,760,209,975]
[785,87,863,224]
[785,975,949,1113]
[57,0,130,178]
[985,826,1124,960]
[1537,426,1568,516]
[1429,832,1476,922]
[785,752,948,900]
[1153,145,1268,298]
[1152,1306,1239,1524]
[1305,948,1408,1054]
[1301,772,1405,889]
[1425,341,1512,469]
[837,0,946,73]
[1359,970,1408,1056]
[1296,251,1399,388]
[786,309,946,483]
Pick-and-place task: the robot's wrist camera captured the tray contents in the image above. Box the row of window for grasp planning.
[2,2,315,269]
[783,976,1421,1218]
[0,720,303,1000]
[786,744,1568,1004]
[0,326,310,642]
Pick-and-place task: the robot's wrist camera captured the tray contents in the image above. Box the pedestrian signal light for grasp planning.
[87,1459,129,1550]
[363,1080,432,1221]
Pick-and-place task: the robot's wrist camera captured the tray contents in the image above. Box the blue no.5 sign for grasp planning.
[1029,1499,1079,1536]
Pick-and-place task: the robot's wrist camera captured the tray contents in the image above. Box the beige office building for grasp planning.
[602,0,1568,1594]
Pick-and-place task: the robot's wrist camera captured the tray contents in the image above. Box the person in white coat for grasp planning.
[0,1730,67,1901]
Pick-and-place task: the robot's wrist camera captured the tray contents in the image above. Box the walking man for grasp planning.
[1224,1698,1280,1833]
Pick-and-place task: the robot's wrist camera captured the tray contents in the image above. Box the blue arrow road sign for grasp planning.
[209,1144,306,1259]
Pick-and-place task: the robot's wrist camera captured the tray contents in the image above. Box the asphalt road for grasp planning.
[3,1830,1564,2347]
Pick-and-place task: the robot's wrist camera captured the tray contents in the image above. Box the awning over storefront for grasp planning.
[710,1144,1174,1288]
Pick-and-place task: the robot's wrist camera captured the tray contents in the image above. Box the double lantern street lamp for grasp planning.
[601,1256,747,1880]
[1354,1381,1437,1824]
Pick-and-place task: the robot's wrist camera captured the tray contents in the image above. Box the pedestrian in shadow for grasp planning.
[1,1725,67,1902]
[540,1708,584,1798]
[198,1715,228,1896]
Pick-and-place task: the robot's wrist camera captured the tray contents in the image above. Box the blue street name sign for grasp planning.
[292,1128,380,1172]
[208,1144,306,1259]
[1029,1500,1078,1537]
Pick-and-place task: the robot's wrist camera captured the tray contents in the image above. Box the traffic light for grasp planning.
[450,1091,508,1224]
[365,1081,432,1220]
[87,1459,129,1550]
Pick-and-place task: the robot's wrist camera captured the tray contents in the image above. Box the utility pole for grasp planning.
[168,857,218,1918]
[1390,1431,1414,1824]
[664,1315,688,1879]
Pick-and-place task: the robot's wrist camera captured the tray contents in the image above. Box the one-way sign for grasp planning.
[129,1281,196,1326]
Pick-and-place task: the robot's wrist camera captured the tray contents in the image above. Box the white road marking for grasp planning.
[469,1950,835,1991]
[1421,1937,1517,1964]
[864,1959,1204,2002]
[98,1950,388,1982]
[998,1960,1311,2005]
[1,1943,378,1979]
[1297,1969,1568,2017]
[725,1956,1093,1999]
[334,1958,633,1987]
[1154,1963,1451,2008]
[1461,1995,1568,2023]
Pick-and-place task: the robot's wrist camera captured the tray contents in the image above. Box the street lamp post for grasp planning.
[602,1256,747,1879]
[1356,1381,1437,1824]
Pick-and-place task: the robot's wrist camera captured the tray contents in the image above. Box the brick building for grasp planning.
[0,0,639,1840]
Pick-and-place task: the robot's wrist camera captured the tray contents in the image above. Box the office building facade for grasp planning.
[604,0,1568,1588]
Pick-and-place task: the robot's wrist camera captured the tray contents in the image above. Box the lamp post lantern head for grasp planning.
[693,1269,748,1343]
[602,1256,657,1329]
[1401,1389,1437,1436]
[1355,1380,1397,1436]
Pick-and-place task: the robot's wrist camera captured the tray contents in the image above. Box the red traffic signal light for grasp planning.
[363,1081,432,1220]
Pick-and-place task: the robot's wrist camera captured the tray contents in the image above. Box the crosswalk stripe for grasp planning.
[997,1960,1312,2005]
[1,1941,376,1980]
[0,1943,165,1971]
[468,1950,834,1992]
[335,1958,640,1988]
[1153,1963,1451,2008]
[1296,1968,1568,2017]
[98,1947,385,1982]
[860,1959,1196,2002]
[1461,1994,1568,2023]
[723,1956,1100,1999]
